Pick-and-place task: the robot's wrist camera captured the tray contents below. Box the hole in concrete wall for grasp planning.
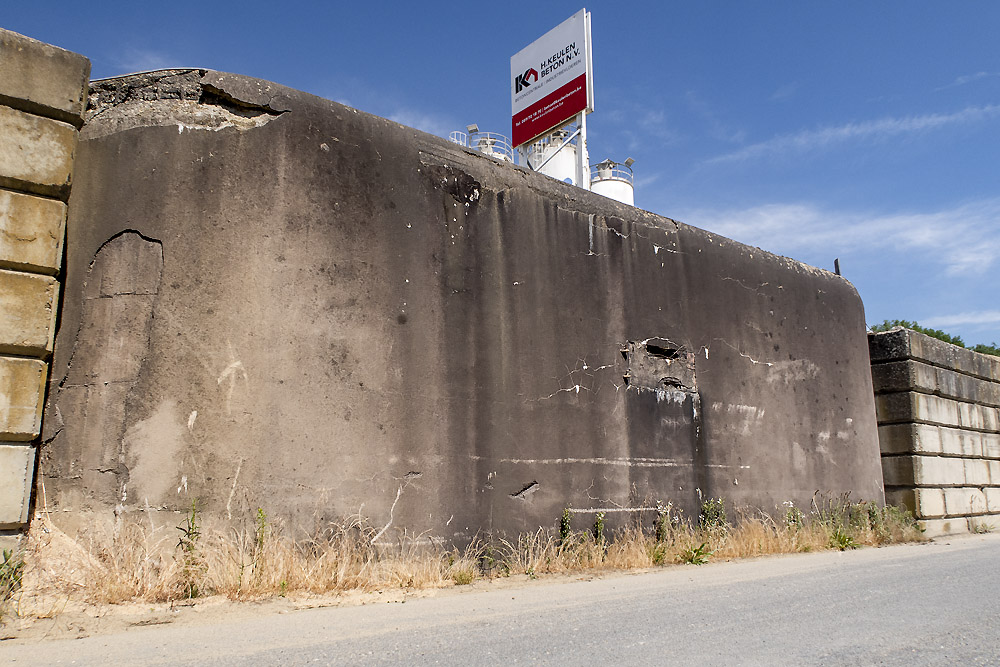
[622,338,697,393]
[645,341,680,360]
[510,481,539,500]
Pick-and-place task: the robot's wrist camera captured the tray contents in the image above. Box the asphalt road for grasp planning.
[4,534,1000,666]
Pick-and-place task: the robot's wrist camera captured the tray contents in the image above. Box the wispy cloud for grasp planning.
[705,105,1000,164]
[602,100,679,151]
[923,310,1000,328]
[677,197,1000,275]
[632,172,662,190]
[684,91,745,144]
[934,71,1000,92]
[387,109,455,138]
[113,49,178,75]
[769,82,798,102]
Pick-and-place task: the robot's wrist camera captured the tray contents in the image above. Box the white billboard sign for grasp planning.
[510,8,594,148]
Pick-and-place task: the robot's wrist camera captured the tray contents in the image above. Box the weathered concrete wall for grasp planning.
[871,329,1000,536]
[0,29,89,531]
[41,69,883,540]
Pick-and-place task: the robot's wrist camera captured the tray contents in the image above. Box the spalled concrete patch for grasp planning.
[84,70,287,140]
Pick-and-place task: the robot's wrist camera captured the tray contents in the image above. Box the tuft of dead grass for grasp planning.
[5,496,924,622]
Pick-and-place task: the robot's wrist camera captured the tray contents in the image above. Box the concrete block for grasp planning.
[985,488,1000,512]
[985,433,1000,459]
[884,488,916,513]
[917,517,969,538]
[877,423,923,454]
[0,269,58,355]
[969,514,1000,534]
[874,392,915,424]
[939,427,983,458]
[871,360,1000,407]
[0,356,47,440]
[964,458,991,486]
[0,443,35,526]
[911,394,994,430]
[869,330,914,364]
[869,329,1000,383]
[912,455,965,487]
[0,106,77,197]
[944,487,987,516]
[0,29,90,122]
[880,456,914,486]
[0,188,65,274]
[912,424,945,454]
[984,407,1000,432]
[915,487,946,518]
[989,460,1000,485]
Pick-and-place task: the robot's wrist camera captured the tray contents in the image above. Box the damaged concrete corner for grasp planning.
[84,69,288,138]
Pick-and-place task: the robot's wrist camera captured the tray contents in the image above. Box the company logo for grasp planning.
[514,67,539,93]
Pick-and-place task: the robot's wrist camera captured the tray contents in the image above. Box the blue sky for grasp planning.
[7,2,999,346]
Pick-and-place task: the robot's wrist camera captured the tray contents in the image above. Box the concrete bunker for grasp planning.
[33,68,884,542]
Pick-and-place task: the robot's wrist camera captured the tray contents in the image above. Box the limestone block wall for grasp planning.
[870,329,1000,536]
[0,29,89,529]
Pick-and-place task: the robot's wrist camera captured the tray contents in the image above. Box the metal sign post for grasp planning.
[576,110,589,190]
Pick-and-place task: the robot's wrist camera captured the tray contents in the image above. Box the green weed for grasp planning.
[678,542,713,565]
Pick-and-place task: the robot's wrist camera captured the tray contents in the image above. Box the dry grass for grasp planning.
[7,495,924,618]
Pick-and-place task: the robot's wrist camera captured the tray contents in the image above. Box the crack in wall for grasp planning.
[45,231,163,506]
[531,355,617,402]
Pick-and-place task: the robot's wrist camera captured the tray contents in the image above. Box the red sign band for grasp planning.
[512,73,588,148]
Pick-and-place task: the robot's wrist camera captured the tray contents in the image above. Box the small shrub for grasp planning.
[699,497,727,530]
[830,526,858,551]
[1,548,24,622]
[783,501,804,528]
[176,499,207,598]
[678,542,713,565]
[451,568,475,585]
[655,501,680,543]
[559,508,572,544]
[647,542,668,565]
[593,512,606,545]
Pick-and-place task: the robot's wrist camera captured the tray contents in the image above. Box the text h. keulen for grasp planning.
[539,43,579,77]
[514,43,580,92]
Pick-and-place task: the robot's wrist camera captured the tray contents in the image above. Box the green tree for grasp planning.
[971,342,1000,357]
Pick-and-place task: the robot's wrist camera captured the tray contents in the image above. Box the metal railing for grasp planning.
[590,160,634,185]
[448,131,514,162]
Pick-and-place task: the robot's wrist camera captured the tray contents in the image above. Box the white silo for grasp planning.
[523,127,580,185]
[590,158,635,206]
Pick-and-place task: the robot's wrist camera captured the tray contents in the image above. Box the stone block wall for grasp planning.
[870,328,1000,536]
[0,29,89,530]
